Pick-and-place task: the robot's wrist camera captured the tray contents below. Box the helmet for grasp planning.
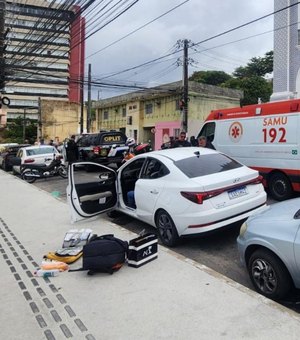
[126,137,136,147]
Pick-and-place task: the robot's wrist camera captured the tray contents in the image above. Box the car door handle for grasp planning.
[150,189,159,194]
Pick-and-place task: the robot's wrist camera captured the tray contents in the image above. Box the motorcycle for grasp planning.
[121,141,152,165]
[21,156,68,183]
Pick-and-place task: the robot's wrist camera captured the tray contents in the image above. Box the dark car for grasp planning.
[0,144,31,171]
[76,130,128,168]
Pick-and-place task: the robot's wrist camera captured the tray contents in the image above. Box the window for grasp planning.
[122,107,126,117]
[175,154,242,178]
[197,122,216,143]
[145,103,153,114]
[141,158,169,179]
[103,111,108,120]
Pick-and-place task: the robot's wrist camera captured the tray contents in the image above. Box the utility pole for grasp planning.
[0,0,5,92]
[38,97,42,139]
[80,74,84,133]
[87,63,91,132]
[182,39,189,133]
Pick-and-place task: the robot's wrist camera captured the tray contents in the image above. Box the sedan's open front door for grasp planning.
[67,162,118,222]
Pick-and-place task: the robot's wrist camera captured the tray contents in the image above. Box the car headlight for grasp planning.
[239,222,248,237]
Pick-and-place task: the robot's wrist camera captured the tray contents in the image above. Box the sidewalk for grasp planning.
[1,170,300,340]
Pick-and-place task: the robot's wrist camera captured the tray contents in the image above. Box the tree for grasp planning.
[189,70,232,86]
[189,51,274,105]
[1,117,37,143]
[223,76,272,106]
[233,51,273,78]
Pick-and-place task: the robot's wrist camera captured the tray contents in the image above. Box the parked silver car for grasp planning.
[237,198,300,300]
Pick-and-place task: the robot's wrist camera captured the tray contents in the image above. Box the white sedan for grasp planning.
[13,145,62,174]
[67,147,267,247]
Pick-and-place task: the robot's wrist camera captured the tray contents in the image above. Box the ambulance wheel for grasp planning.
[268,172,292,201]
[155,209,180,247]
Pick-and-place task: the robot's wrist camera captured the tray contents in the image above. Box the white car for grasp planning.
[13,145,62,174]
[67,147,267,247]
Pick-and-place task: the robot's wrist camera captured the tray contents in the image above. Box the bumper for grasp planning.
[176,192,267,237]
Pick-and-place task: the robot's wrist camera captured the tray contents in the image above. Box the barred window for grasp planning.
[145,103,153,114]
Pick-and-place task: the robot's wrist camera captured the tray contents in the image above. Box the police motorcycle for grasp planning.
[21,154,68,183]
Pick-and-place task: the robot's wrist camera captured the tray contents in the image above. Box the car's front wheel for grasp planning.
[248,248,292,300]
[155,209,179,247]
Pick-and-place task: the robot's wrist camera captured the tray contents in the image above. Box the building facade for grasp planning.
[93,81,242,150]
[272,0,300,100]
[1,0,85,126]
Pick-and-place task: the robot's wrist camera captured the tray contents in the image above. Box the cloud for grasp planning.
[85,0,274,99]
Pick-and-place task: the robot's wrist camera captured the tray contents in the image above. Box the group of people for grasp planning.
[162,131,215,149]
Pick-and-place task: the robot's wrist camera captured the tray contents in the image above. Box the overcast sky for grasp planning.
[85,0,274,100]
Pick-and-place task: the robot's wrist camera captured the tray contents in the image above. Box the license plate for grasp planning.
[228,186,248,199]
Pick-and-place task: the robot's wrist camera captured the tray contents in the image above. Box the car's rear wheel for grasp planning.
[268,172,292,201]
[155,209,179,247]
[22,170,37,183]
[248,248,292,300]
[2,159,9,171]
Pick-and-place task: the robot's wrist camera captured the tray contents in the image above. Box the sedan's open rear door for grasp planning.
[67,162,118,222]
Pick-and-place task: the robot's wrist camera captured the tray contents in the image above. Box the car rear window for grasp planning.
[26,147,56,156]
[174,153,243,178]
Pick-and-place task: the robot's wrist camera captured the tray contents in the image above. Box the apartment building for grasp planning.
[1,0,85,124]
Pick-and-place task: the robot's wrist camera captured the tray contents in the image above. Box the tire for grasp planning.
[2,160,9,171]
[22,170,37,183]
[268,172,292,201]
[58,165,68,178]
[155,209,180,247]
[248,248,292,300]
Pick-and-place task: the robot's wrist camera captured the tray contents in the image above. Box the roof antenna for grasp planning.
[194,151,200,158]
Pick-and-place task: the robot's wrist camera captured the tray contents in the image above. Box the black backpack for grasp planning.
[81,234,128,275]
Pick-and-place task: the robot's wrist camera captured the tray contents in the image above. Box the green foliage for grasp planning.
[223,76,273,106]
[189,70,232,86]
[233,51,273,78]
[1,117,37,144]
[189,50,273,105]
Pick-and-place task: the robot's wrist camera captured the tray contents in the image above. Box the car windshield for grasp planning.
[174,153,242,178]
[26,147,56,156]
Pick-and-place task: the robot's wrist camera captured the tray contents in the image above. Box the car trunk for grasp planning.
[190,167,261,209]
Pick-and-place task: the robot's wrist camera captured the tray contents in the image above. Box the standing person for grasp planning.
[66,135,78,164]
[173,131,191,148]
[190,136,198,146]
[198,136,215,150]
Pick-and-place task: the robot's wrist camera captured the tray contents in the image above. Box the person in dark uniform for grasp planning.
[66,135,78,164]
[173,131,191,148]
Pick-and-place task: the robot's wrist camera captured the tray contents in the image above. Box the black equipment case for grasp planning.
[127,233,158,268]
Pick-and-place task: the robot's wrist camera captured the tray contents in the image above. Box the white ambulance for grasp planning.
[197,98,300,201]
